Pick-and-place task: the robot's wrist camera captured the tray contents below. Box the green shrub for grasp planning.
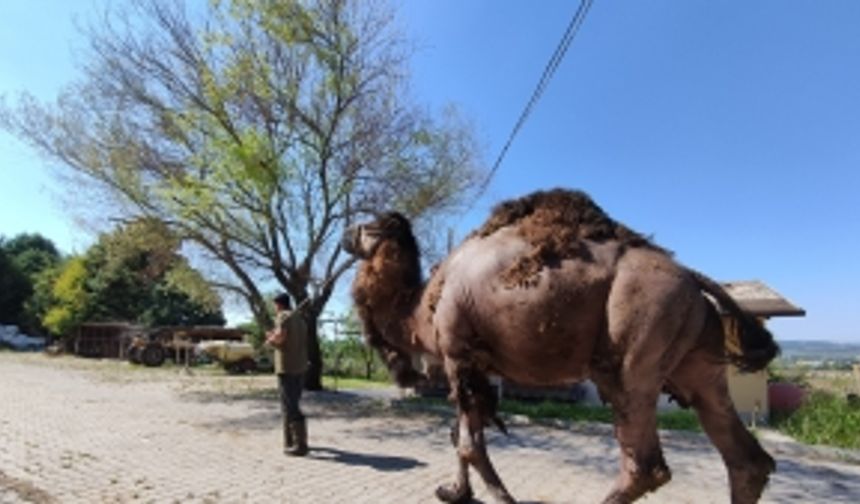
[655,409,702,431]
[498,400,700,431]
[321,334,389,382]
[773,392,860,449]
[767,362,810,387]
[322,376,391,389]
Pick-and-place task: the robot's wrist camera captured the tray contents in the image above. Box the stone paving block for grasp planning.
[2,353,860,503]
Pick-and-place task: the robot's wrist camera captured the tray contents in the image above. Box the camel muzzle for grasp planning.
[341,227,359,256]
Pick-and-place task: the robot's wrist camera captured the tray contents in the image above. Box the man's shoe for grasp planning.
[286,419,308,457]
[283,418,294,454]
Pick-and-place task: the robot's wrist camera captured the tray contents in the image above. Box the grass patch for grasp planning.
[322,375,391,390]
[772,392,860,450]
[404,397,700,432]
[501,399,700,431]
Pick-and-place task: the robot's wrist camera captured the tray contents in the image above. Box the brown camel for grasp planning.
[343,188,778,504]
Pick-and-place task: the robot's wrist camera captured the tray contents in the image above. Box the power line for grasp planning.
[475,0,594,199]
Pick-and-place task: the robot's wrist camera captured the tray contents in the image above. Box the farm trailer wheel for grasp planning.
[225,357,257,374]
[141,343,166,367]
[127,345,142,364]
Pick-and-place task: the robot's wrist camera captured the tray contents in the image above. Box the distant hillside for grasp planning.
[777,340,860,362]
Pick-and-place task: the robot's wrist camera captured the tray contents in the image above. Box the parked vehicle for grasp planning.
[0,325,46,351]
[126,326,246,368]
[196,340,259,374]
[127,332,168,367]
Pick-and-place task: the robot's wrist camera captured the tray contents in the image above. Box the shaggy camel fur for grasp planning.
[343,188,778,504]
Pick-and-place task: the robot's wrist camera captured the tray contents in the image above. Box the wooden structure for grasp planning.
[72,323,245,360]
[157,326,246,366]
[72,323,139,359]
[149,326,245,344]
[720,280,805,425]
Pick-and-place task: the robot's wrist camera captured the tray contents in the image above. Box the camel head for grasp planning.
[342,211,419,261]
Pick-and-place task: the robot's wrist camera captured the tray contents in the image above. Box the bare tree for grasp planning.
[0,0,483,389]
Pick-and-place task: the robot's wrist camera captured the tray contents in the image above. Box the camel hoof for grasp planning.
[601,468,671,504]
[600,490,628,504]
[731,456,775,504]
[435,483,473,504]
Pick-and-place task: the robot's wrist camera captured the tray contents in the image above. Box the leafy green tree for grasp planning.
[237,320,265,350]
[2,233,61,279]
[83,219,177,323]
[1,0,483,388]
[152,263,225,326]
[42,257,90,336]
[41,219,224,337]
[0,249,31,325]
[25,265,63,336]
[142,283,225,327]
[0,233,62,332]
[83,219,225,327]
[320,311,387,380]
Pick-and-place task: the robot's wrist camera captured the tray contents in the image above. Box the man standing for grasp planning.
[266,293,310,456]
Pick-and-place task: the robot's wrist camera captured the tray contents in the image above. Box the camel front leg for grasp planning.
[437,357,515,504]
[436,413,472,503]
[437,406,515,504]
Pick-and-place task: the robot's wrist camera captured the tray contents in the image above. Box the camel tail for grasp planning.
[691,270,780,372]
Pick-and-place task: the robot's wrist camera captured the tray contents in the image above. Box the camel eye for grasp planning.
[362,225,382,237]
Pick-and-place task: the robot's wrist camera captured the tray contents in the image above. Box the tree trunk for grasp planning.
[364,348,373,380]
[304,312,323,391]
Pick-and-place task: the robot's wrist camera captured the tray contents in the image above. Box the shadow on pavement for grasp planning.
[768,457,860,502]
[309,446,427,472]
[194,408,280,432]
[465,498,546,504]
[471,501,545,504]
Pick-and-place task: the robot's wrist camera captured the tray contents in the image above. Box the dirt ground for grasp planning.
[1,352,859,503]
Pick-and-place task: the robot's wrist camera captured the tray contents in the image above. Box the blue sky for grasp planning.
[2,1,859,342]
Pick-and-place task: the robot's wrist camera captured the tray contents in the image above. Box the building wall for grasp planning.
[722,315,770,424]
[726,366,769,425]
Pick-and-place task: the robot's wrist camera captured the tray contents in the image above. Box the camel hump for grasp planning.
[473,188,657,249]
[691,269,780,372]
[470,189,667,288]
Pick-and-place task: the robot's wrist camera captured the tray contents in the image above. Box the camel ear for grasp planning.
[383,211,411,232]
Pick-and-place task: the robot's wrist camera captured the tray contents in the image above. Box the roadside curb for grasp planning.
[757,429,860,466]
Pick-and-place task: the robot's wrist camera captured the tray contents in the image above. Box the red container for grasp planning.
[768,382,807,414]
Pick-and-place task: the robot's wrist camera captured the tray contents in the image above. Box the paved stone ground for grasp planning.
[2,352,859,504]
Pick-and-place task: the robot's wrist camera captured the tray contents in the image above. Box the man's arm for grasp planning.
[265,312,289,348]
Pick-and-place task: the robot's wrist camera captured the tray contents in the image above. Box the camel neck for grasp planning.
[353,242,424,348]
[357,272,422,317]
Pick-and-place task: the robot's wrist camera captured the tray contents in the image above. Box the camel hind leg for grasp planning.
[669,348,775,504]
[596,256,710,503]
[593,374,672,504]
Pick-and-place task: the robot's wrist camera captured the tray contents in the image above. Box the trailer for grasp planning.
[126,326,246,367]
[196,340,258,374]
